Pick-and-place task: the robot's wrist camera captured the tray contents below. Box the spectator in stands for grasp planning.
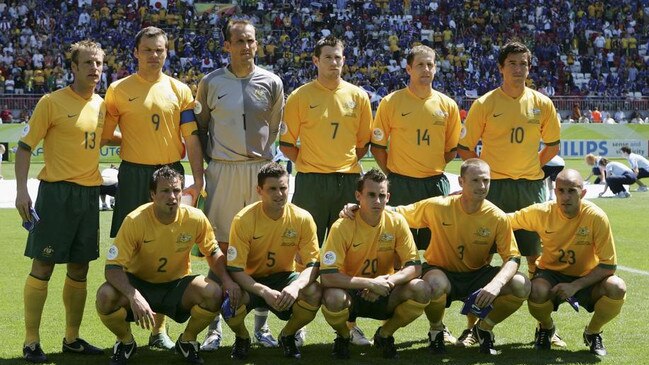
[614,109,626,123]
[0,104,12,123]
[591,107,602,123]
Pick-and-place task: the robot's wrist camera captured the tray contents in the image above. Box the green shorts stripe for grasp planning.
[487,179,545,256]
[389,173,450,250]
[422,264,500,308]
[532,269,598,312]
[125,273,198,323]
[292,172,359,245]
[25,181,100,263]
[110,160,184,237]
[247,271,299,320]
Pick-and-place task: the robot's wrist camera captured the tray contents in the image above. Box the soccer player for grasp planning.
[340,159,530,355]
[320,169,431,359]
[584,153,606,184]
[457,41,561,279]
[195,19,285,350]
[101,26,205,348]
[279,35,372,244]
[95,167,239,365]
[280,35,372,345]
[620,146,649,191]
[510,169,626,355]
[370,44,461,251]
[223,162,321,360]
[15,40,106,363]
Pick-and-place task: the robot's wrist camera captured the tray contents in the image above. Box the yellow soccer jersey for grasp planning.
[102,73,197,165]
[396,195,520,272]
[458,87,561,180]
[19,86,105,186]
[509,199,616,277]
[280,79,372,173]
[320,210,420,278]
[106,203,218,283]
[371,88,461,177]
[226,201,320,278]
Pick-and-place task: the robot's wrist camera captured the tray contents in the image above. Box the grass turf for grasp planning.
[1,161,647,364]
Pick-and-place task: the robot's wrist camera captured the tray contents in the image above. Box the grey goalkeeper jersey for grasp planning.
[195,65,284,161]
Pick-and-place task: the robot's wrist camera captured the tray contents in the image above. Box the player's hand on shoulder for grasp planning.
[339,203,359,219]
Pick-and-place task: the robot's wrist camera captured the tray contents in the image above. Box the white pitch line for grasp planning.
[617,265,649,277]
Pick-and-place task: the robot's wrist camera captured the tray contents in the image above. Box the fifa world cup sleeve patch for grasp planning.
[107,245,119,260]
[372,128,385,142]
[227,246,237,261]
[21,124,30,137]
[323,251,337,266]
[279,122,288,135]
[460,126,467,139]
[193,100,202,115]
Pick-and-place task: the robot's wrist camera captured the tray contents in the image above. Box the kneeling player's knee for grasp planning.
[301,282,322,305]
[423,272,450,298]
[408,279,432,303]
[529,279,552,303]
[509,273,531,299]
[603,276,626,299]
[95,283,121,313]
[322,288,348,311]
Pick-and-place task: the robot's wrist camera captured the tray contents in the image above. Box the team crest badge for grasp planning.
[253,88,268,104]
[476,227,491,237]
[177,233,192,244]
[379,233,394,242]
[577,227,590,236]
[346,100,356,109]
[283,229,297,238]
[42,245,54,258]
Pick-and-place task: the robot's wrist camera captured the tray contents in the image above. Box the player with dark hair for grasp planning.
[96,166,236,365]
[101,26,205,348]
[15,40,106,363]
[224,162,321,360]
[321,169,430,359]
[620,146,649,191]
[195,19,285,350]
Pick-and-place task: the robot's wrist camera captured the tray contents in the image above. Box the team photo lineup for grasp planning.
[11,2,640,364]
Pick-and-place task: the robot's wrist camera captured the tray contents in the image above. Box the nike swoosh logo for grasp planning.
[143,239,154,243]
[67,114,77,118]
[179,344,190,358]
[218,94,227,99]
[493,113,503,117]
[442,222,452,226]
[252,235,262,240]
[352,243,362,247]
[401,112,412,116]
[65,343,85,352]
[544,230,554,234]
[309,104,319,109]
[128,97,139,102]
[124,344,135,359]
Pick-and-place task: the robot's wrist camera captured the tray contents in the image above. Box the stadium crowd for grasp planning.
[0,0,648,108]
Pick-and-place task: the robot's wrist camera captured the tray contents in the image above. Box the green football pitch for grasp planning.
[1,161,648,364]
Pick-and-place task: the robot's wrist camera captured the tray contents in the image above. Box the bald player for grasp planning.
[509,169,626,356]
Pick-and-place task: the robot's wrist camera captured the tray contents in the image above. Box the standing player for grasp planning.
[15,40,106,363]
[320,169,431,359]
[96,167,238,365]
[101,26,205,349]
[510,169,626,355]
[224,163,321,360]
[280,36,372,344]
[370,45,461,251]
[195,19,285,350]
[620,146,649,191]
[457,41,561,279]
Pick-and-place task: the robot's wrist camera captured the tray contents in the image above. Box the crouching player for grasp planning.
[510,169,626,355]
[320,169,431,359]
[224,162,322,360]
[96,167,239,365]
